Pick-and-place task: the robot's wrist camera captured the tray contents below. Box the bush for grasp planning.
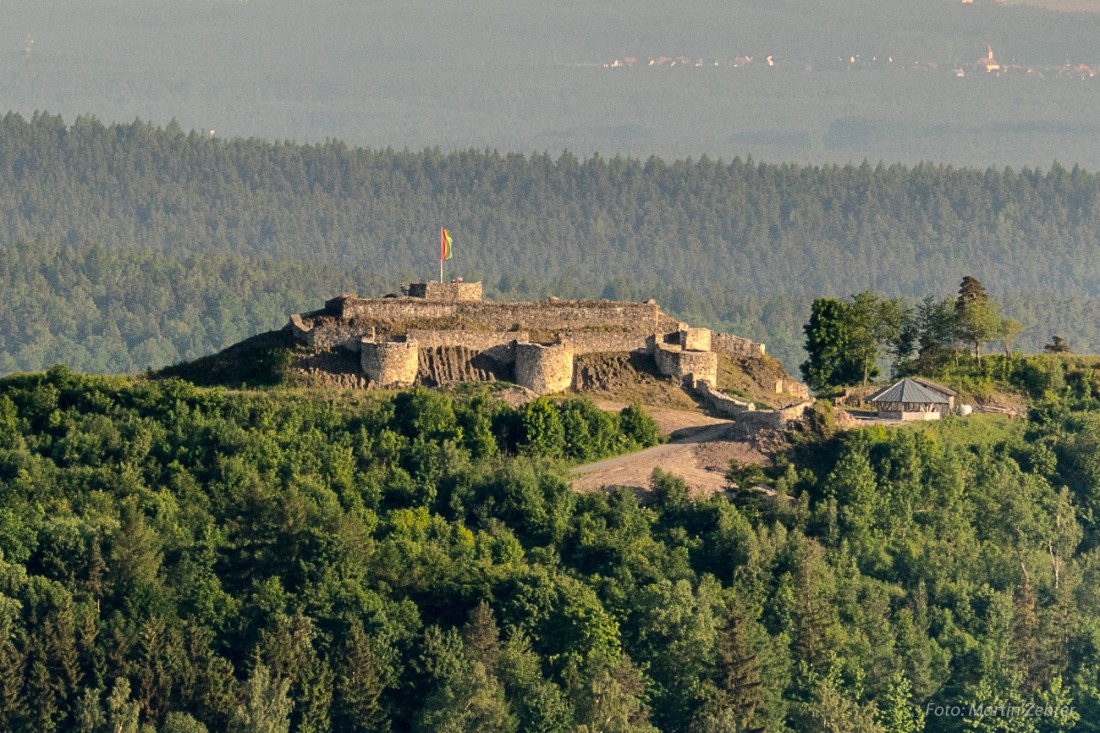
[619,403,660,449]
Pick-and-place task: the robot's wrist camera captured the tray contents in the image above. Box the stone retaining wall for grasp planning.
[698,385,756,416]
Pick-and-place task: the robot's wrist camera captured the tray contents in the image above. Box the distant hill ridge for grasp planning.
[2,114,1100,372]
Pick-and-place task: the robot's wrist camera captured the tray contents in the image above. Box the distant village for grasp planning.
[601,45,1098,80]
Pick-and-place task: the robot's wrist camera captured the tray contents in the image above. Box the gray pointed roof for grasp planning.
[869,378,951,404]
[911,376,957,397]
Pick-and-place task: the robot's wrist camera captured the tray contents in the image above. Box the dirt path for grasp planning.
[571,406,769,496]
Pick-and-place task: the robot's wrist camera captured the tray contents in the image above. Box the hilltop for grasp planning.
[163,283,809,422]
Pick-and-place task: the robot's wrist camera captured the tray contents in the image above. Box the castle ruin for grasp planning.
[286,282,803,400]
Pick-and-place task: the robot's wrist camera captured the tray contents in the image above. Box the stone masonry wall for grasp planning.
[698,384,756,416]
[407,330,524,367]
[303,322,372,352]
[728,400,813,435]
[712,332,766,358]
[407,330,528,351]
[407,282,484,301]
[679,327,713,352]
[360,339,420,386]
[514,342,574,394]
[697,384,813,437]
[654,344,718,388]
[566,332,650,355]
[330,296,666,336]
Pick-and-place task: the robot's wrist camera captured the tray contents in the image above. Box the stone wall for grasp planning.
[407,329,526,351]
[696,385,813,437]
[778,379,811,399]
[729,400,813,436]
[515,341,574,394]
[302,321,373,352]
[698,385,756,416]
[566,332,651,355]
[407,282,484,301]
[712,332,766,358]
[328,296,667,336]
[679,327,713,352]
[654,344,718,388]
[360,339,420,386]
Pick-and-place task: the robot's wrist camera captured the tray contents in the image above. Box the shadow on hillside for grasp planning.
[156,330,296,387]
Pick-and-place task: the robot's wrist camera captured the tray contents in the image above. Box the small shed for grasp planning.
[869,378,953,420]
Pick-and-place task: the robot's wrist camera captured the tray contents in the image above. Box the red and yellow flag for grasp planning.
[440,227,453,261]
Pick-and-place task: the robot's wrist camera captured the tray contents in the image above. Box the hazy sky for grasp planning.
[6,0,1100,168]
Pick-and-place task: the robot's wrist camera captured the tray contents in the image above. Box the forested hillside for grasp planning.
[2,113,1100,374]
[0,363,1098,731]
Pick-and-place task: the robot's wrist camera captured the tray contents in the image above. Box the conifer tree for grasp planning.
[335,621,390,733]
[875,670,923,733]
[713,605,764,730]
[231,664,293,733]
[955,276,998,362]
[106,677,142,733]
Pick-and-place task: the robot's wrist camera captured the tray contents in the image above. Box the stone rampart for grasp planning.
[730,400,813,435]
[418,346,509,385]
[407,330,524,367]
[713,332,766,358]
[679,326,713,352]
[696,385,812,437]
[329,296,664,336]
[654,344,718,388]
[515,341,574,394]
[566,332,651,355]
[303,322,372,352]
[407,330,527,351]
[290,292,793,402]
[698,385,756,416]
[360,339,420,387]
[407,282,483,301]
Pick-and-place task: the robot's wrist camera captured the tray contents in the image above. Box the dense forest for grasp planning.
[2,114,1100,374]
[0,360,1099,731]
